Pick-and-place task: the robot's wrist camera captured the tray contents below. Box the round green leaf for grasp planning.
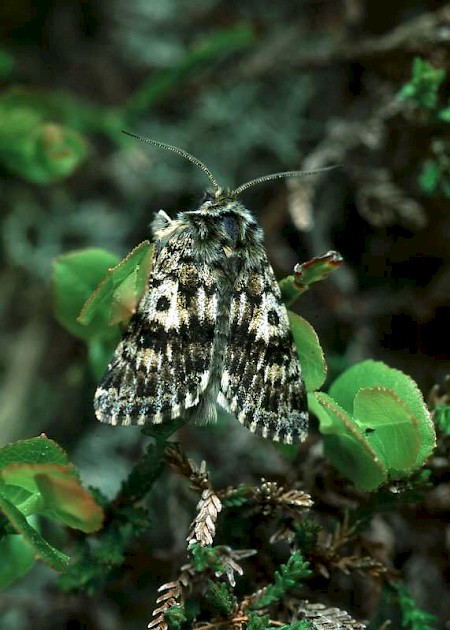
[331,360,421,417]
[329,360,435,469]
[310,392,386,491]
[1,462,77,494]
[35,472,104,533]
[27,123,87,184]
[0,484,32,508]
[0,435,69,471]
[354,387,420,476]
[288,311,327,392]
[1,463,104,533]
[0,493,69,572]
[53,248,120,340]
[0,532,35,588]
[439,107,450,122]
[78,241,153,328]
[0,119,87,185]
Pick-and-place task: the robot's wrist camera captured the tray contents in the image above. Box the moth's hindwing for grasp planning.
[219,259,308,445]
[94,228,218,426]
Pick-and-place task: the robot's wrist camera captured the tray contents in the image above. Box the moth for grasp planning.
[95,132,314,444]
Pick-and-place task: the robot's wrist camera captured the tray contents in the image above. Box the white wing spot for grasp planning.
[237,292,247,325]
[165,281,181,331]
[197,287,206,323]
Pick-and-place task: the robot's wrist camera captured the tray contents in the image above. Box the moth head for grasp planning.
[201,187,237,208]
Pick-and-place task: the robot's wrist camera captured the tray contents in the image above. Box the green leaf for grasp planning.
[354,388,420,476]
[310,392,386,491]
[0,435,69,470]
[0,492,69,572]
[438,107,450,122]
[331,361,414,417]
[0,437,104,533]
[53,248,120,340]
[279,251,343,307]
[29,123,87,184]
[35,470,104,532]
[312,361,436,489]
[0,110,87,184]
[434,404,450,435]
[53,241,153,377]
[418,160,441,193]
[288,312,327,391]
[1,463,104,533]
[0,532,35,588]
[397,57,446,110]
[329,360,435,469]
[78,241,153,328]
[0,484,32,508]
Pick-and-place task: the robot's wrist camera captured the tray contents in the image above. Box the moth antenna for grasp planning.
[122,130,221,193]
[233,164,340,196]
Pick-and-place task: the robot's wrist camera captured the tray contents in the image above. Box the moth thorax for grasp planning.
[221,215,240,248]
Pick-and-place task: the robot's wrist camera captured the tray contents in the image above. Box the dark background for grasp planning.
[0,1,449,628]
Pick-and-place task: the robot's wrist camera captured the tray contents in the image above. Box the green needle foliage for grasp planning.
[250,552,312,610]
[190,544,226,574]
[247,613,271,630]
[398,57,446,110]
[434,403,450,435]
[393,583,438,630]
[247,614,312,630]
[58,421,183,594]
[398,57,450,198]
[205,580,237,617]
[164,606,187,630]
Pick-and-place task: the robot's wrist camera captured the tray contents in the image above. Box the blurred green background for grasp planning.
[0,1,449,628]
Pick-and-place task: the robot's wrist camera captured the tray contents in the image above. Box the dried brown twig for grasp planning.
[187,488,222,548]
[147,581,183,630]
[165,444,224,548]
[220,478,313,517]
[298,600,367,629]
[147,558,197,629]
[165,443,210,492]
[253,478,314,516]
[314,514,392,581]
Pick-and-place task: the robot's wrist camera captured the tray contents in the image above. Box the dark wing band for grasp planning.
[94,234,218,425]
[220,263,308,444]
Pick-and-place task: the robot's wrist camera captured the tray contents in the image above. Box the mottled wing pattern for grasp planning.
[94,232,218,425]
[220,261,308,444]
